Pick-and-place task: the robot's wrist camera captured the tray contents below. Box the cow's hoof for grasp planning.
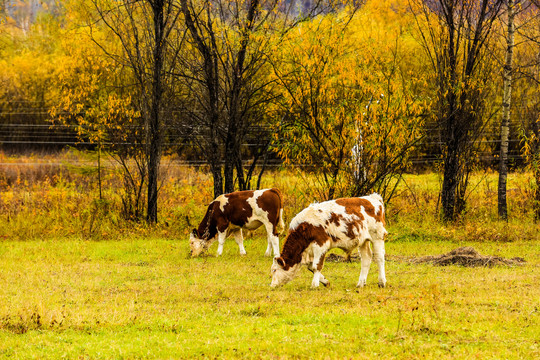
[356,282,366,288]
[378,282,386,288]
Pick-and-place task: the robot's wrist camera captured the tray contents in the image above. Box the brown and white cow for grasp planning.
[270,193,387,288]
[189,188,285,257]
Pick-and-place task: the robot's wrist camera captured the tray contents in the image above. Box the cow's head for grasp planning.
[270,256,301,287]
[189,229,210,257]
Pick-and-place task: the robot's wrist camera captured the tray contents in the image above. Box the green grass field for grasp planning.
[1,157,539,359]
[1,235,538,359]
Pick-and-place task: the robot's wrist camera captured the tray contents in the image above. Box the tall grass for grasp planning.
[2,150,537,242]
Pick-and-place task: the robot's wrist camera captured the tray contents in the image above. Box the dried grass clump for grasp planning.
[327,247,526,267]
[409,247,526,267]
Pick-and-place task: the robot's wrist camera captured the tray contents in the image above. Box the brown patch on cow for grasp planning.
[280,223,329,270]
[326,212,342,227]
[257,188,283,235]
[222,190,254,228]
[326,212,363,241]
[317,252,326,271]
[336,197,385,226]
[345,219,363,239]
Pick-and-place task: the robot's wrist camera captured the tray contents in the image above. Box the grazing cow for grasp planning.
[189,188,285,257]
[270,193,387,288]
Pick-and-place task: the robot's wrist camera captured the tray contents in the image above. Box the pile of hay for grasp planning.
[326,247,526,267]
[410,246,526,267]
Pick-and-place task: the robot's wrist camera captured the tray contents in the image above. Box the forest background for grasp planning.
[1,0,540,227]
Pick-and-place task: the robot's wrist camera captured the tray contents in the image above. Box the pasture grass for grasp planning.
[0,236,539,359]
[1,151,539,358]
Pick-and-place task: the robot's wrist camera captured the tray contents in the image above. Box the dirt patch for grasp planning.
[327,247,526,267]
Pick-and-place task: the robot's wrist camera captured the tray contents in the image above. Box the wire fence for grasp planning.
[0,111,528,167]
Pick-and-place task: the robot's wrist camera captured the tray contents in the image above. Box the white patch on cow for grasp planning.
[278,208,285,231]
[290,201,350,229]
[270,258,301,287]
[190,231,215,257]
[246,190,280,257]
[217,194,229,213]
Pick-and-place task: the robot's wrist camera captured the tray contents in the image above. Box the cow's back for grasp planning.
[284,194,385,257]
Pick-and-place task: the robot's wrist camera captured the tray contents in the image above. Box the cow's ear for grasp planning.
[276,257,285,268]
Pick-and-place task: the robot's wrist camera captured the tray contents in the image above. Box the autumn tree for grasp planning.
[496,0,539,221]
[0,1,64,151]
[50,43,116,201]
[177,0,346,198]
[513,0,540,220]
[272,5,425,200]
[85,0,182,223]
[411,0,504,222]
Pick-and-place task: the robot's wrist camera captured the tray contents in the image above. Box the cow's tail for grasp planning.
[271,188,286,234]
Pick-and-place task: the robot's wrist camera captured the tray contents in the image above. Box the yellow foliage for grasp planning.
[271,5,425,199]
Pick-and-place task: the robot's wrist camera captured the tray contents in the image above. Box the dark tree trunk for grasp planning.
[533,118,540,222]
[146,0,165,224]
[535,166,540,222]
[180,0,228,197]
[224,129,237,194]
[498,0,515,221]
[441,143,459,222]
[211,163,223,199]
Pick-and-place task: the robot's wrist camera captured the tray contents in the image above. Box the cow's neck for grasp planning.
[280,229,309,270]
[198,225,217,242]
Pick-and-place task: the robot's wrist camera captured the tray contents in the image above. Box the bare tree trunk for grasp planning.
[211,163,223,199]
[534,48,540,221]
[146,0,165,223]
[442,140,459,222]
[498,0,515,221]
[533,105,540,221]
[98,143,103,200]
[535,149,540,222]
[180,0,226,198]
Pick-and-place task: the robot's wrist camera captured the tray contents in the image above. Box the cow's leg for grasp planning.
[311,247,328,288]
[264,223,280,257]
[372,239,386,288]
[232,229,246,255]
[216,231,227,256]
[356,240,373,288]
[307,264,329,286]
